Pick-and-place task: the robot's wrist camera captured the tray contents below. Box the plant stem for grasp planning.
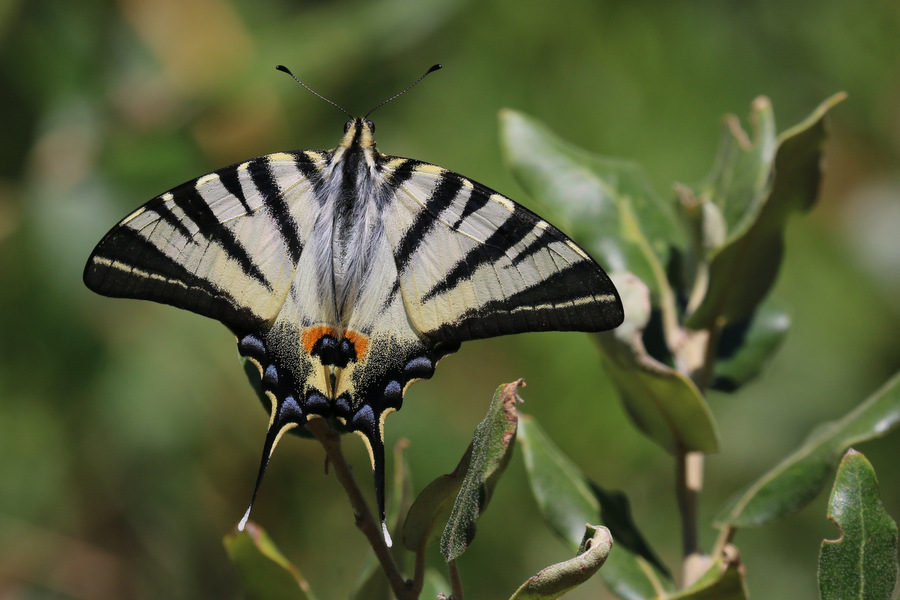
[448,558,464,600]
[676,448,706,586]
[304,418,412,599]
[674,323,721,586]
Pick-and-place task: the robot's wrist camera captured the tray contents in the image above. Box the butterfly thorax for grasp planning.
[322,119,388,328]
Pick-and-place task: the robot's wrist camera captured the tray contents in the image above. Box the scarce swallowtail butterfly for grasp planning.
[83,64,624,544]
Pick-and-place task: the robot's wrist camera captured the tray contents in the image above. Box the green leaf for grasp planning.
[818,449,898,600]
[718,370,900,527]
[693,98,778,233]
[593,273,719,454]
[499,108,684,302]
[402,442,473,551]
[711,303,790,392]
[440,380,521,562]
[667,547,748,600]
[224,522,316,600]
[519,415,672,600]
[509,525,613,600]
[686,93,846,329]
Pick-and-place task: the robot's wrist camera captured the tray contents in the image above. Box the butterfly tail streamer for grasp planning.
[239,398,307,531]
[350,418,392,547]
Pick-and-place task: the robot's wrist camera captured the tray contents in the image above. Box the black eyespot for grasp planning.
[365,119,375,133]
[344,120,353,133]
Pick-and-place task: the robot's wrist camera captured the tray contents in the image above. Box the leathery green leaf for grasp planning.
[693,97,777,233]
[818,449,898,600]
[686,93,846,329]
[593,273,719,454]
[710,303,791,393]
[667,545,748,600]
[224,522,316,600]
[509,525,612,600]
[519,415,673,600]
[718,370,900,527]
[402,442,473,552]
[499,108,684,302]
[440,380,521,562]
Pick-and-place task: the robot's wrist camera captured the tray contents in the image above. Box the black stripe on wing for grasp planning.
[419,203,534,304]
[172,186,273,292]
[250,156,305,263]
[84,226,266,330]
[392,169,465,271]
[427,260,622,342]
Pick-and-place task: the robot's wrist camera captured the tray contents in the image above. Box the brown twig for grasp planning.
[674,321,722,587]
[447,558,464,600]
[304,418,413,599]
[676,448,706,586]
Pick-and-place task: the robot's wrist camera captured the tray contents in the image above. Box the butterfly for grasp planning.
[83,64,624,544]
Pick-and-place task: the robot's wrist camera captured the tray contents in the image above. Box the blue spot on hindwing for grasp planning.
[334,394,352,418]
[305,392,330,415]
[384,380,402,406]
[404,356,434,380]
[263,364,279,387]
[278,395,304,422]
[238,333,267,361]
[350,404,376,433]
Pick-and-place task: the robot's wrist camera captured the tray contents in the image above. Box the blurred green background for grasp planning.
[2,0,899,598]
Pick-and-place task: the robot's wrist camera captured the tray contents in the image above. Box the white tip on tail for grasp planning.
[382,521,393,548]
[238,507,252,532]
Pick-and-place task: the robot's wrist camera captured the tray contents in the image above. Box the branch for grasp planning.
[448,558,464,600]
[304,418,413,599]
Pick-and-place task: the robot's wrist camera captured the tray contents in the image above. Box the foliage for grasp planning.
[818,450,898,600]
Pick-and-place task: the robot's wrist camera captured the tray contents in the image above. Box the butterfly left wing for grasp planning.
[83,152,324,329]
[84,152,335,530]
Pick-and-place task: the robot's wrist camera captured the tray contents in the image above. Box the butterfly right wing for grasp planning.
[84,151,327,331]
[381,158,624,344]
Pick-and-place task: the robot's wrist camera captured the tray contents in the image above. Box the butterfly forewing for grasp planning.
[84,152,331,328]
[383,160,622,343]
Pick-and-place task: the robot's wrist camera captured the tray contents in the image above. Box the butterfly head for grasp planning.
[337,118,378,158]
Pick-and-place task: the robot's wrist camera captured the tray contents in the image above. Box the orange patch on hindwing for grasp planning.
[301,326,370,362]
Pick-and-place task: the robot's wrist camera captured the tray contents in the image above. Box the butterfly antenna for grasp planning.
[364,64,442,119]
[276,65,354,120]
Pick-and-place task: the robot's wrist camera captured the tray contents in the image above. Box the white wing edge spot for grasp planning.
[268,152,295,163]
[122,206,148,224]
[196,173,220,187]
[491,193,516,213]
[414,163,446,176]
[565,239,591,260]
[384,157,407,169]
[536,219,550,230]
